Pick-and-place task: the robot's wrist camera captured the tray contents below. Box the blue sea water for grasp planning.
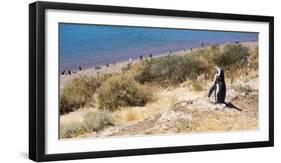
[59,23,258,71]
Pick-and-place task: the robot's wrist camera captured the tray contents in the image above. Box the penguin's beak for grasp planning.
[215,67,219,74]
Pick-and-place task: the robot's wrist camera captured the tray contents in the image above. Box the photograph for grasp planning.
[59,23,259,139]
[29,1,274,161]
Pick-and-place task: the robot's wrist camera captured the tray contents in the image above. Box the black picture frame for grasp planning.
[29,1,274,162]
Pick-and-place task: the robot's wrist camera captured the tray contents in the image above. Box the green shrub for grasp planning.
[60,122,86,139]
[98,74,152,111]
[83,110,114,132]
[60,76,105,114]
[189,44,251,80]
[212,44,249,70]
[131,60,152,84]
[133,55,204,87]
[59,110,114,139]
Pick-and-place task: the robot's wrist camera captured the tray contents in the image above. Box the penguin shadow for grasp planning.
[208,101,242,112]
[173,99,242,112]
[224,102,242,111]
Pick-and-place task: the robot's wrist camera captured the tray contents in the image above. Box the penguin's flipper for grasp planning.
[208,83,216,98]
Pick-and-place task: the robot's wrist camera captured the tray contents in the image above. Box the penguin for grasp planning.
[201,42,204,47]
[208,67,226,103]
[78,64,82,71]
[61,69,65,75]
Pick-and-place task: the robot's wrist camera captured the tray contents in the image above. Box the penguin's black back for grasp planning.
[216,80,226,103]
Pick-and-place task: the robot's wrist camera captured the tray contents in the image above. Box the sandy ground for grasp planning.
[60,41,257,88]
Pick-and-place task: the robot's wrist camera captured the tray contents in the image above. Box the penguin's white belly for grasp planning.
[216,83,220,96]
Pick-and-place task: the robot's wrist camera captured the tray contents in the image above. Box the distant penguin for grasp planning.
[208,67,226,103]
[61,70,65,75]
[78,64,82,71]
[129,58,133,64]
[140,55,143,60]
[68,70,72,75]
[149,53,152,58]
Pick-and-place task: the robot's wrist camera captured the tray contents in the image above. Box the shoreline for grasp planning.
[60,41,258,87]
[61,39,258,71]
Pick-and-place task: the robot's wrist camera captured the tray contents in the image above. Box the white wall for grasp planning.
[0,0,279,162]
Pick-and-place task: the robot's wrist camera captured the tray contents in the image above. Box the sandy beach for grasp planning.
[60,41,257,88]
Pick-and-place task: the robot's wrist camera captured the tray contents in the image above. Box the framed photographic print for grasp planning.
[29,1,274,162]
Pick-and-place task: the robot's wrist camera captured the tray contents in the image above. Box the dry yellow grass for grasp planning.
[188,106,258,132]
[60,108,98,126]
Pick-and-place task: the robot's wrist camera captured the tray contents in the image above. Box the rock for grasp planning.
[244,78,258,90]
[158,110,192,123]
[227,88,240,100]
[143,110,193,134]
